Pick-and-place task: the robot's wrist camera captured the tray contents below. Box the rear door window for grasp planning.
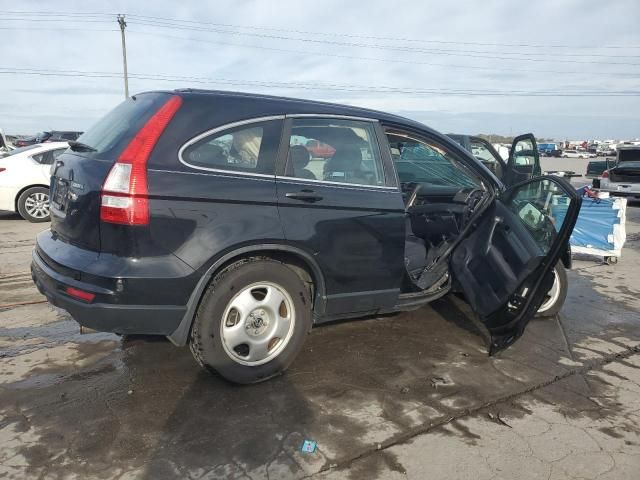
[180,120,283,175]
[285,118,385,186]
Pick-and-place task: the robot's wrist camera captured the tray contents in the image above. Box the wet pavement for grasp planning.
[1,205,640,479]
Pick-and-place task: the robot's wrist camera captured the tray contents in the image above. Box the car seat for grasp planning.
[323,145,370,184]
[288,145,316,179]
[405,218,427,279]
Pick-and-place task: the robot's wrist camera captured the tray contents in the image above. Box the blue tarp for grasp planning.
[552,196,625,253]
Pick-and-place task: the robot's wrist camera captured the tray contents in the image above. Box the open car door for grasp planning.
[451,175,581,354]
[502,134,542,186]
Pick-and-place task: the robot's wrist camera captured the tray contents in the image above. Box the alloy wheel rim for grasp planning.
[24,192,50,218]
[220,281,296,366]
[538,268,561,313]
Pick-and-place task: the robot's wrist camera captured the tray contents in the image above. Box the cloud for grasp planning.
[3,0,640,138]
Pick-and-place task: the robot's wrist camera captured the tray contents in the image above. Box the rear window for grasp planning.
[76,93,170,159]
[619,149,640,163]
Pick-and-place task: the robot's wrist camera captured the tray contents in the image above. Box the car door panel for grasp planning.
[451,175,581,354]
[452,201,543,316]
[277,179,405,315]
[276,117,405,318]
[504,133,542,185]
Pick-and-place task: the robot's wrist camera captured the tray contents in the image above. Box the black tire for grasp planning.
[17,186,50,223]
[189,257,312,384]
[536,262,568,318]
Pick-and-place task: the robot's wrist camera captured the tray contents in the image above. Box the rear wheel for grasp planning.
[536,262,568,318]
[189,257,312,384]
[17,186,50,223]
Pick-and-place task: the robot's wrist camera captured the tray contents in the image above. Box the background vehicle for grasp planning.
[562,149,590,159]
[0,142,67,222]
[538,143,561,157]
[586,159,610,178]
[32,91,580,384]
[597,145,640,199]
[14,130,82,147]
[48,130,83,142]
[448,133,569,317]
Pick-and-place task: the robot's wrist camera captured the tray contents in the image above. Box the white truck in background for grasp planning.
[597,145,640,200]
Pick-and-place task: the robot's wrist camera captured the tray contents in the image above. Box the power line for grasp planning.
[126,29,640,78]
[4,11,640,66]
[0,27,118,32]
[1,67,638,97]
[112,18,640,66]
[4,10,639,49]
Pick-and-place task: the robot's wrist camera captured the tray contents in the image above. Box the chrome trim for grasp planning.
[149,168,275,182]
[287,114,377,122]
[276,175,398,191]
[178,115,285,174]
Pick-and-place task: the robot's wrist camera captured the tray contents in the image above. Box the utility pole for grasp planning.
[117,14,129,99]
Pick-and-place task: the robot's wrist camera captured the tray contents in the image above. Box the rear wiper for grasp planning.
[68,140,97,152]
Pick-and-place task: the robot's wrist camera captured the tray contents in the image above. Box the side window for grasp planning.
[507,179,573,254]
[386,132,481,188]
[285,119,385,186]
[34,149,64,165]
[470,140,497,163]
[181,120,282,174]
[470,139,503,177]
[52,148,65,160]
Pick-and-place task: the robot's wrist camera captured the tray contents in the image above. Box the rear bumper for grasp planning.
[598,182,640,198]
[31,247,187,336]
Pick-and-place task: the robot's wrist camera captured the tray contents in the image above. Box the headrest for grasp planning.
[289,145,310,168]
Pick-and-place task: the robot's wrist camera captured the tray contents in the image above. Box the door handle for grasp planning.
[285,191,323,203]
[484,215,504,255]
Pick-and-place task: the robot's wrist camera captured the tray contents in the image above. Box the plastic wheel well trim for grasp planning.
[166,244,326,347]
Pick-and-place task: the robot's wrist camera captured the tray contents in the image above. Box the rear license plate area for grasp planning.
[52,178,69,209]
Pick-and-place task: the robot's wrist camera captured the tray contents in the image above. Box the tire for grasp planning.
[189,257,312,384]
[17,186,50,223]
[536,262,568,318]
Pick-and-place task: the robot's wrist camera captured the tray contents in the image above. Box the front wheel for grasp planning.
[189,257,312,384]
[17,186,50,223]
[536,262,568,318]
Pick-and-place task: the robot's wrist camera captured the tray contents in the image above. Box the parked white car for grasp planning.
[0,142,68,222]
[561,149,592,159]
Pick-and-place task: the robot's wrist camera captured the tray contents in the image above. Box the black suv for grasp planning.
[32,90,581,384]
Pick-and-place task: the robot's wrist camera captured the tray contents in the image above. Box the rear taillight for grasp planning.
[100,95,182,225]
[0,168,5,173]
[602,170,609,178]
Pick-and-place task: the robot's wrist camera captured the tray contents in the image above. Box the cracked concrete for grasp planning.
[1,202,640,480]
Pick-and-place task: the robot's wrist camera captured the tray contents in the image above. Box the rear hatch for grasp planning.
[50,92,173,251]
[609,161,640,183]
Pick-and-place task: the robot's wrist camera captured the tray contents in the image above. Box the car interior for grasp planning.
[387,131,564,321]
[386,132,490,291]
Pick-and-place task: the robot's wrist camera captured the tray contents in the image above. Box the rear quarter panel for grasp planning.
[146,169,284,271]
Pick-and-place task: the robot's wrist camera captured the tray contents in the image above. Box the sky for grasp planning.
[1,0,639,140]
